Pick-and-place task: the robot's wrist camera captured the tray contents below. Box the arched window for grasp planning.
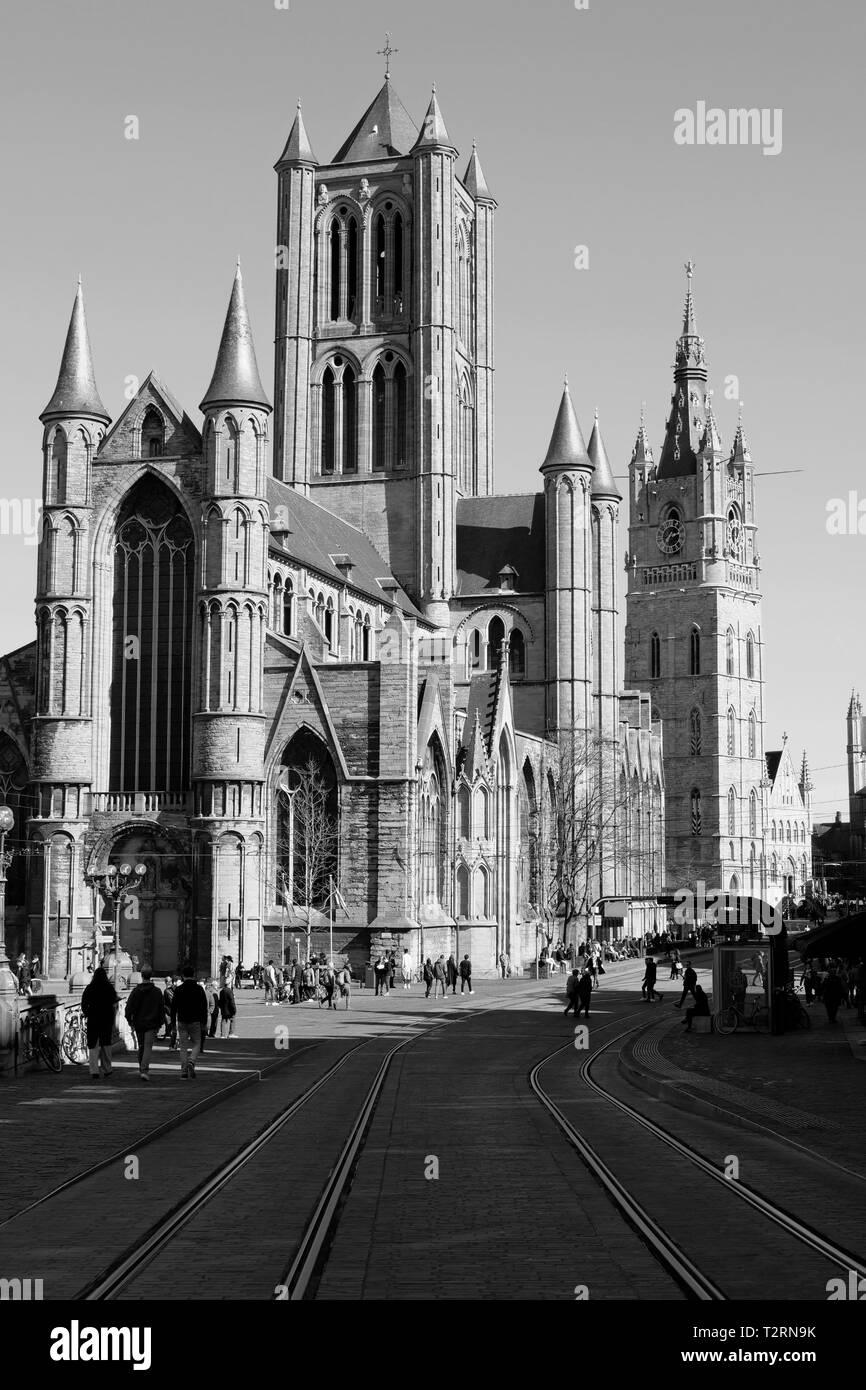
[467,629,481,677]
[353,611,363,660]
[393,361,407,469]
[749,788,758,838]
[691,788,702,836]
[509,629,526,680]
[342,367,357,473]
[746,631,755,679]
[458,783,471,839]
[393,212,404,310]
[372,363,387,471]
[324,597,334,645]
[771,820,776,842]
[786,820,792,842]
[488,616,505,665]
[727,707,736,757]
[650,632,661,679]
[727,504,744,561]
[141,408,164,459]
[770,853,777,881]
[362,614,371,661]
[277,728,339,910]
[457,862,470,918]
[457,377,474,493]
[478,784,491,840]
[475,864,491,918]
[689,708,702,756]
[418,738,446,905]
[49,430,67,503]
[223,418,239,490]
[748,709,756,759]
[320,367,336,474]
[728,788,737,837]
[329,220,341,320]
[346,216,358,318]
[271,573,282,629]
[375,214,386,302]
[282,576,293,636]
[726,627,735,676]
[689,626,701,675]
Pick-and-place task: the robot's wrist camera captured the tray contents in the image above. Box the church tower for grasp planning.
[624,266,767,896]
[271,65,495,621]
[193,266,271,976]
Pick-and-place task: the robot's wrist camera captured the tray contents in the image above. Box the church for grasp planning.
[5,69,774,983]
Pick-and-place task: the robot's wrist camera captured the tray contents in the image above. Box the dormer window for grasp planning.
[498,564,518,593]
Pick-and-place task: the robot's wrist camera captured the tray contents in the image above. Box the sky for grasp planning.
[1,0,864,821]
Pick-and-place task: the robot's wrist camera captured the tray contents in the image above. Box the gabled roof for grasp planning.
[97,370,202,459]
[455,494,545,595]
[332,80,418,163]
[765,750,783,783]
[41,281,110,425]
[267,477,422,617]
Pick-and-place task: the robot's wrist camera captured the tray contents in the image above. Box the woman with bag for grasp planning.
[81,966,118,1080]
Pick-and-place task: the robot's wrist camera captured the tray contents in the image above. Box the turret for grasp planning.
[541,379,594,736]
[273,102,318,489]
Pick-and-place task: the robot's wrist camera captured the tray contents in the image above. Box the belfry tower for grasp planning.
[624,266,767,896]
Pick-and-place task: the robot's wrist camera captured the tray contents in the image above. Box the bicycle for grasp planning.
[19,1009,63,1072]
[713,997,770,1035]
[61,1006,89,1065]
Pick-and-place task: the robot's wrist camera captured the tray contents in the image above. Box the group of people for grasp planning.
[259,956,352,1008]
[800,956,866,1025]
[80,963,211,1082]
[12,952,40,995]
[420,954,473,997]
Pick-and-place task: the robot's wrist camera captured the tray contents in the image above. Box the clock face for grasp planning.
[727,518,743,557]
[656,517,684,555]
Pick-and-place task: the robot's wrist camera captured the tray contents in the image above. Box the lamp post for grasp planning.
[0,806,18,1011]
[91,861,147,989]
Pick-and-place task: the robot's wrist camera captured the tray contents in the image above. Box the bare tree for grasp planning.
[277,756,338,959]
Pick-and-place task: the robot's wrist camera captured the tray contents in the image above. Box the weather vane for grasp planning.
[378,32,398,79]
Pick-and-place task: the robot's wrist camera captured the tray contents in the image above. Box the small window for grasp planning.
[509,629,526,680]
[726,628,735,677]
[746,632,755,679]
[650,632,661,680]
[689,708,702,757]
[728,788,737,837]
[727,707,736,757]
[689,627,700,676]
[141,408,165,459]
[748,710,756,759]
[691,788,702,837]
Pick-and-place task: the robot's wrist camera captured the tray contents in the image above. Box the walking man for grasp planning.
[498,951,507,980]
[674,963,698,1008]
[642,956,661,1002]
[564,967,580,1016]
[401,947,413,989]
[433,955,448,999]
[125,966,164,1081]
[459,953,473,995]
[172,965,209,1079]
[574,968,593,1019]
[423,958,434,997]
[264,959,278,1006]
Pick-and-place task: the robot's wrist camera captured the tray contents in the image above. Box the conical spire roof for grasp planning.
[463,140,494,201]
[200,266,271,413]
[587,410,621,499]
[657,262,709,479]
[413,86,456,152]
[276,101,317,167]
[332,79,418,162]
[540,380,592,473]
[41,280,110,424]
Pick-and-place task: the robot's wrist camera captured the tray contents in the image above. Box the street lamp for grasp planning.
[0,806,18,1009]
[93,861,147,989]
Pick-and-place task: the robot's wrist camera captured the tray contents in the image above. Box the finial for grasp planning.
[738,399,744,422]
[594,406,599,422]
[432,81,437,94]
[640,400,646,426]
[472,137,477,151]
[685,259,695,280]
[563,371,569,389]
[77,272,82,288]
[297,98,302,111]
[377,32,398,79]
[236,254,241,272]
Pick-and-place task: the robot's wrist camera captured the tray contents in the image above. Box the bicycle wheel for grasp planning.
[62,1022,88,1065]
[751,1005,770,1033]
[713,1006,739,1035]
[38,1034,63,1072]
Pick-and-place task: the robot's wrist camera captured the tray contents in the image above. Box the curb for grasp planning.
[616,1045,786,1140]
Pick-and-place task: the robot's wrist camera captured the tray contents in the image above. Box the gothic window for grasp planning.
[457,862,470,918]
[509,629,526,680]
[353,610,363,660]
[141,408,165,459]
[49,429,67,503]
[749,788,758,838]
[488,615,505,665]
[689,708,702,756]
[457,377,475,493]
[691,788,702,836]
[326,209,359,321]
[315,592,325,630]
[321,367,336,474]
[748,709,757,759]
[324,597,334,646]
[728,788,737,837]
[329,220,341,320]
[786,820,792,842]
[342,367,357,473]
[727,707,736,757]
[110,479,194,792]
[458,783,471,838]
[475,864,491,918]
[372,363,387,471]
[771,820,776,842]
[689,626,701,676]
[746,631,755,679]
[271,573,282,629]
[770,853,777,881]
[478,784,491,840]
[457,225,472,348]
[362,614,371,661]
[375,214,386,302]
[282,576,294,636]
[418,737,446,905]
[393,213,404,309]
[393,361,407,468]
[224,418,239,490]
[726,627,735,676]
[276,728,338,910]
[467,629,481,677]
[650,632,661,679]
[346,215,358,318]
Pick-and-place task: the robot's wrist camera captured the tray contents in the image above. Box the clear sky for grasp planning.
[2,0,864,821]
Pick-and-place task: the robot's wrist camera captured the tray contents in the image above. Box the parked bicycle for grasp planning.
[714,997,770,1035]
[19,1009,62,1072]
[61,1006,89,1065]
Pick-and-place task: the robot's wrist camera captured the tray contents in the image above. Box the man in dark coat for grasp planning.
[575,968,593,1019]
[445,954,459,994]
[675,963,698,1008]
[642,956,661,1002]
[458,954,473,995]
[432,955,447,998]
[125,966,164,1080]
[171,965,209,1078]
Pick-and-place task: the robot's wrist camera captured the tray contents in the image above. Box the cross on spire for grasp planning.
[378,32,398,79]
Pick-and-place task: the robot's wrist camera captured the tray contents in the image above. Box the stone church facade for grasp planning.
[0,76,666,981]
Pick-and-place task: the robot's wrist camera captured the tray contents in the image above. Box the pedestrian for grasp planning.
[160,976,175,1041]
[322,962,337,1010]
[80,965,117,1080]
[433,955,447,998]
[563,967,580,1015]
[586,952,598,989]
[669,948,681,980]
[446,953,459,994]
[16,953,30,996]
[674,963,698,1008]
[264,959,278,1006]
[459,953,473,994]
[802,962,816,1004]
[388,951,397,992]
[498,951,507,980]
[29,953,41,981]
[751,950,766,989]
[822,967,845,1026]
[172,965,209,1079]
[291,960,302,1005]
[683,984,711,1032]
[124,966,164,1081]
[208,980,220,1035]
[575,968,593,1019]
[219,981,237,1037]
[374,955,388,996]
[337,962,352,1009]
[423,957,434,997]
[642,956,661,1002]
[401,946,413,989]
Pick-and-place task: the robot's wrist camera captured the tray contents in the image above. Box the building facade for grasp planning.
[0,76,665,981]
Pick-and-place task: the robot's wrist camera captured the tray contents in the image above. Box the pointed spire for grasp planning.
[413,86,456,152]
[700,388,722,455]
[587,409,621,500]
[540,381,592,473]
[41,280,110,424]
[799,751,813,792]
[682,258,698,337]
[200,265,271,413]
[332,80,418,162]
[657,263,709,478]
[463,139,495,202]
[276,99,318,167]
[848,689,861,718]
[730,400,752,463]
[631,402,654,465]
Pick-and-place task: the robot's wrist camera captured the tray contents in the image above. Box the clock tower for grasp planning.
[624,266,767,897]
